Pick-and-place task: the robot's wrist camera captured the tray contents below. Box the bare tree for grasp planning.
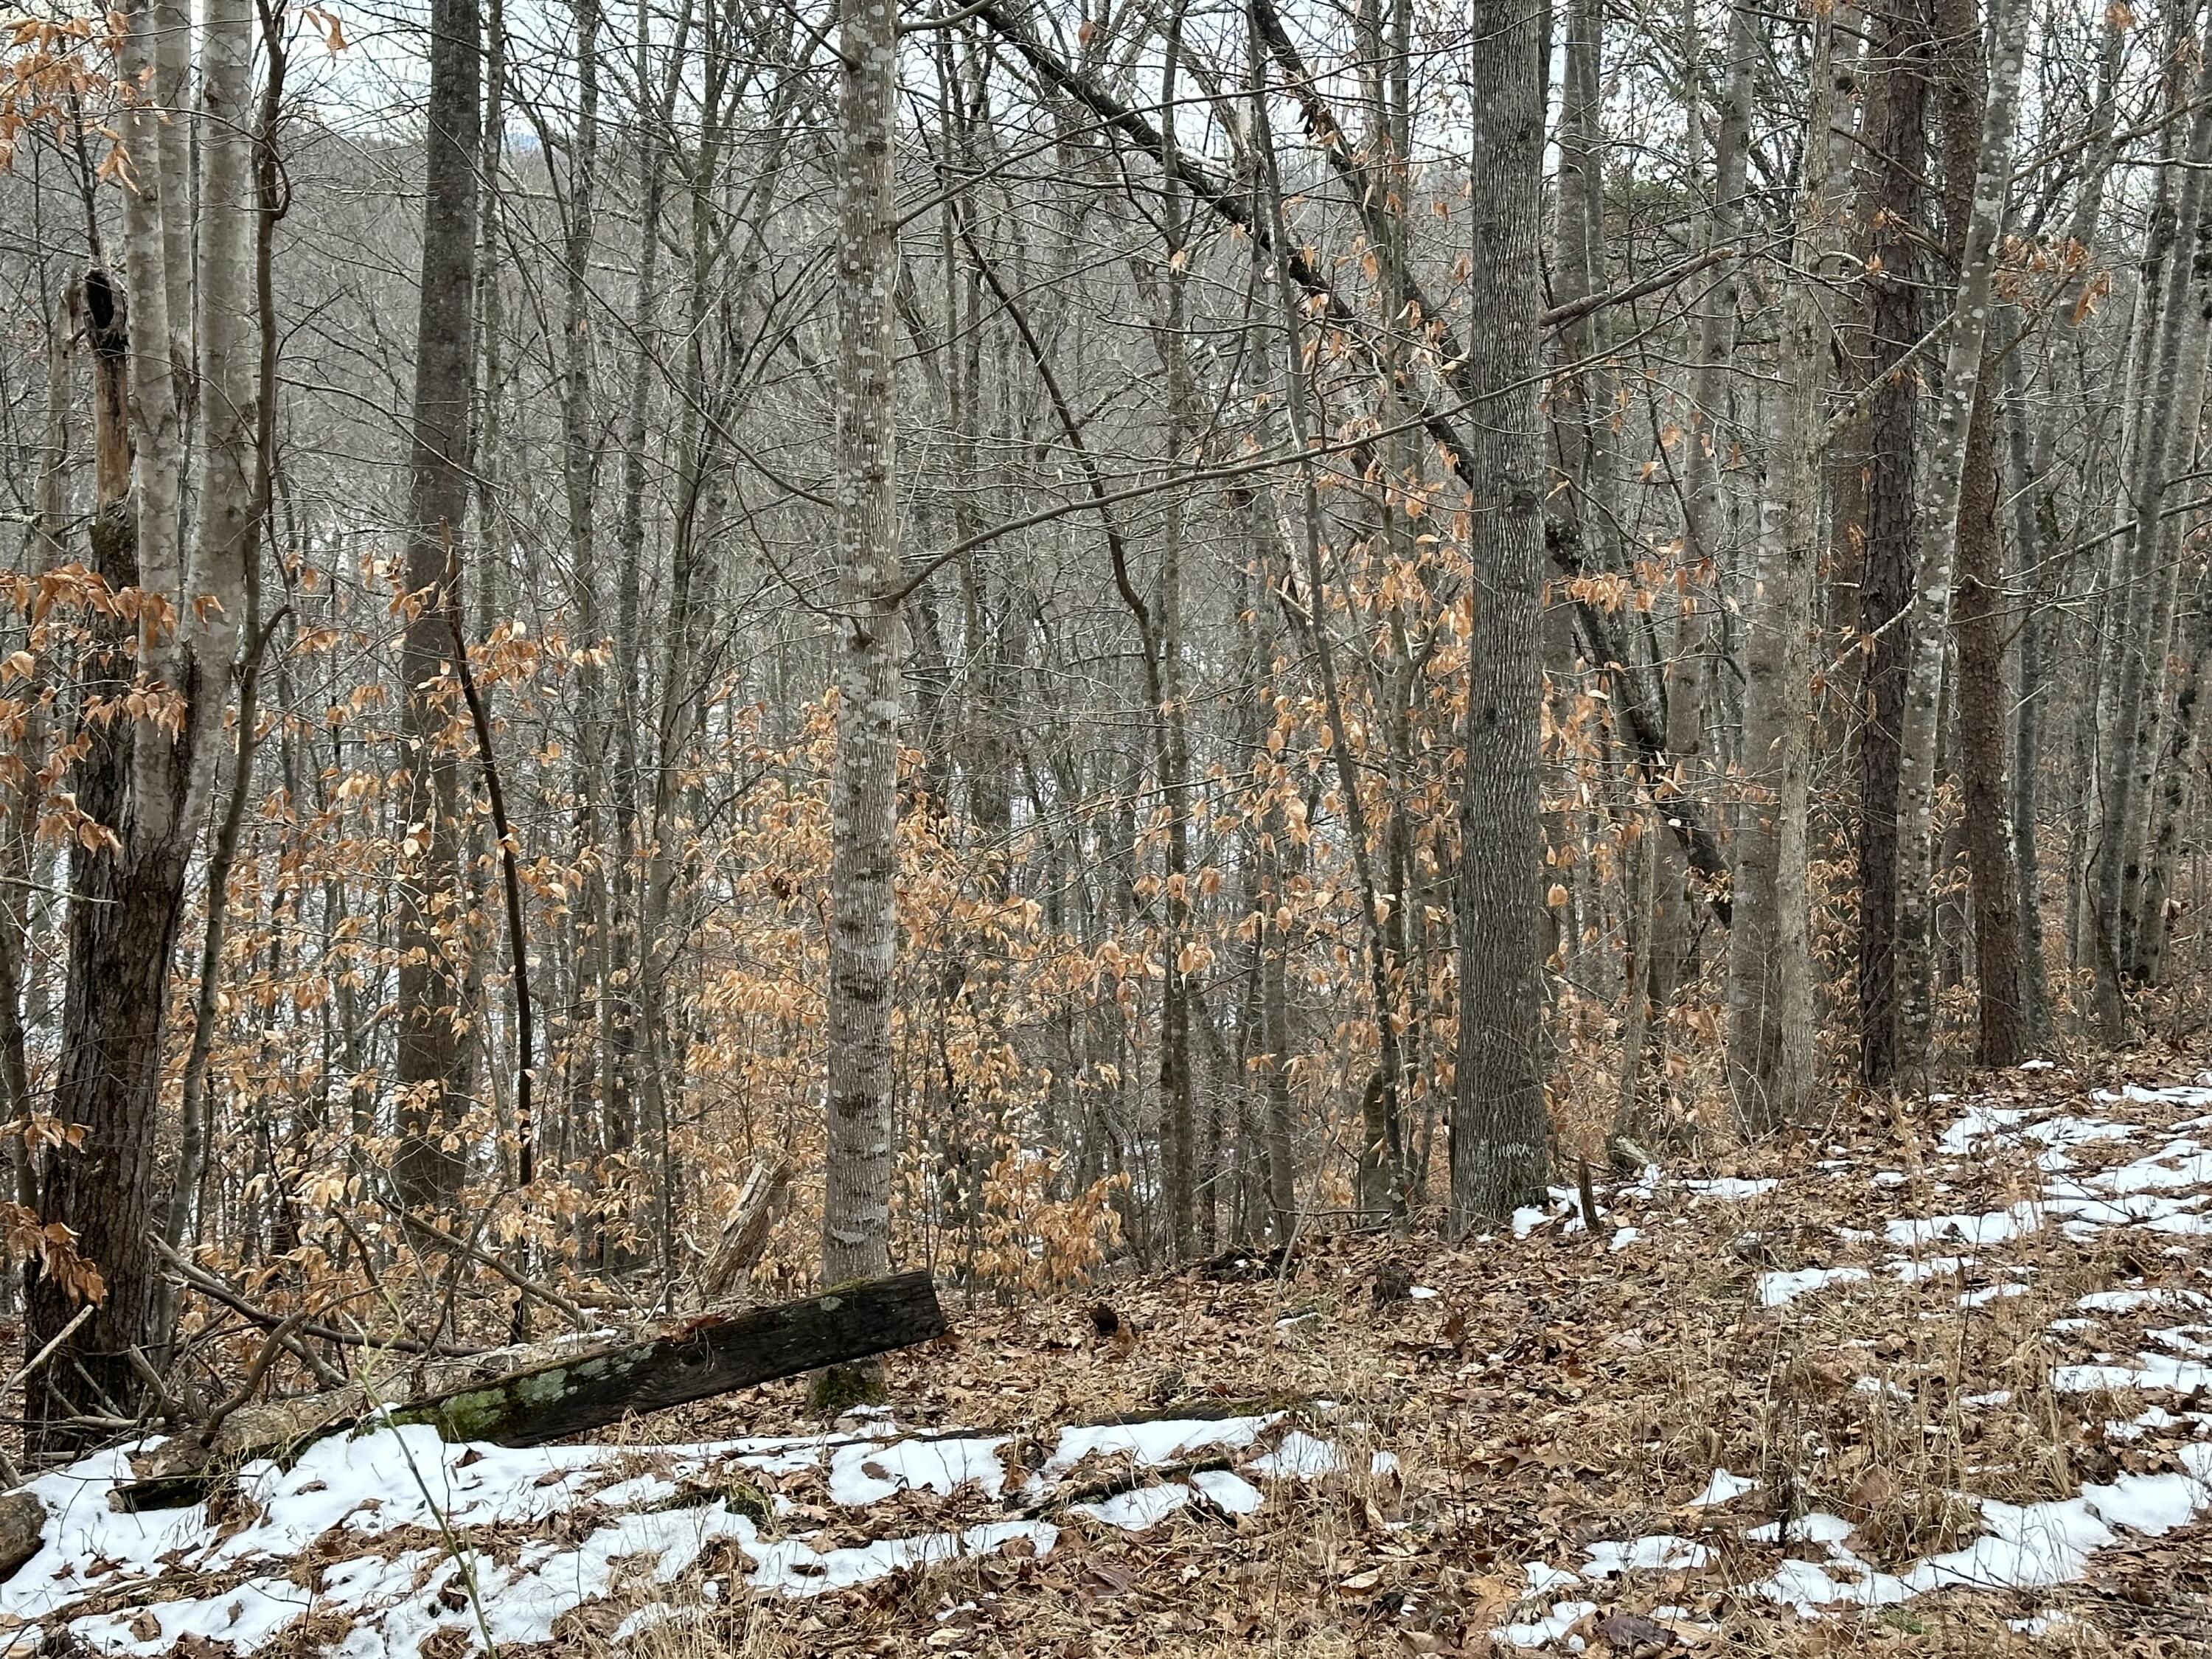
[818,0,902,1399]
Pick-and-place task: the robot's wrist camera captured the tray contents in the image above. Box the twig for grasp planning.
[149,1236,482,1359]
[389,1201,588,1328]
[125,1346,184,1420]
[195,1311,307,1449]
[4,1304,94,1397]
[443,565,535,1194]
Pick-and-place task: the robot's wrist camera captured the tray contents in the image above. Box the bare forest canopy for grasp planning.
[0,0,2205,1467]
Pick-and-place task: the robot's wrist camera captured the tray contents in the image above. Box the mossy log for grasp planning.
[116,1271,944,1510]
[386,1271,943,1445]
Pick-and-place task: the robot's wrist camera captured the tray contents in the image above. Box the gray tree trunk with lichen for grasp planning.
[818,0,903,1402]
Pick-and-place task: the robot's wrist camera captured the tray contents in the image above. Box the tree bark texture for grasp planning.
[1451,0,1550,1228]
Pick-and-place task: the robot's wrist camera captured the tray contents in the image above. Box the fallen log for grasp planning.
[391,1270,942,1445]
[117,1271,945,1511]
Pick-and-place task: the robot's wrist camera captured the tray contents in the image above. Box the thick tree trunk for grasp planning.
[396,0,483,1209]
[1451,0,1550,1228]
[1857,0,1933,1088]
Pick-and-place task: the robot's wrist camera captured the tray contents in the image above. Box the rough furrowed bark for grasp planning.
[1450,0,1550,1228]
[1890,0,2031,1077]
[1856,0,1935,1088]
[1937,0,2023,1067]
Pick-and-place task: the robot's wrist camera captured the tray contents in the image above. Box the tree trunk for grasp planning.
[1451,0,1550,1228]
[1653,0,1758,1038]
[820,0,902,1377]
[1951,369,2023,1065]
[1891,0,2029,1076]
[1999,344,2052,1041]
[396,0,483,1209]
[33,0,258,1450]
[2091,19,2212,1038]
[2140,554,2212,987]
[1856,0,1934,1088]
[1248,5,1408,1226]
[1935,0,2023,1065]
[1726,4,1834,1131]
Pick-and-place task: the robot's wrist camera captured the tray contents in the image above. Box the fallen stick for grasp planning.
[4,1304,94,1399]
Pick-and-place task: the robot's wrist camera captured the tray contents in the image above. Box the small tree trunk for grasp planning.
[820,0,902,1340]
[1652,0,1759,1041]
[1251,44,1408,1228]
[1726,4,1835,1131]
[1934,0,2023,1065]
[2090,23,2212,1039]
[2138,558,2212,987]
[1998,344,2053,1041]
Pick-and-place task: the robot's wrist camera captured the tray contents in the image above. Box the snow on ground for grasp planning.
[1498,1066,2212,1648]
[0,1408,1344,1655]
[4,1068,2210,1655]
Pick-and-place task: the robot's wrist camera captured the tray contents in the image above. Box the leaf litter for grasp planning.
[4,1064,2211,1655]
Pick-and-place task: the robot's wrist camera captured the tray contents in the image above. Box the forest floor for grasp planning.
[4,1061,2211,1658]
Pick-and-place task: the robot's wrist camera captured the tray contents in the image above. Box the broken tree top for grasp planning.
[124,1271,945,1507]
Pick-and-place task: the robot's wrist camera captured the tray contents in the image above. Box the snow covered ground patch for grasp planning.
[1493,1077,2212,1649]
[0,1406,1355,1656]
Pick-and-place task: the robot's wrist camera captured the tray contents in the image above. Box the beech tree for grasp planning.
[821,0,902,1326]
